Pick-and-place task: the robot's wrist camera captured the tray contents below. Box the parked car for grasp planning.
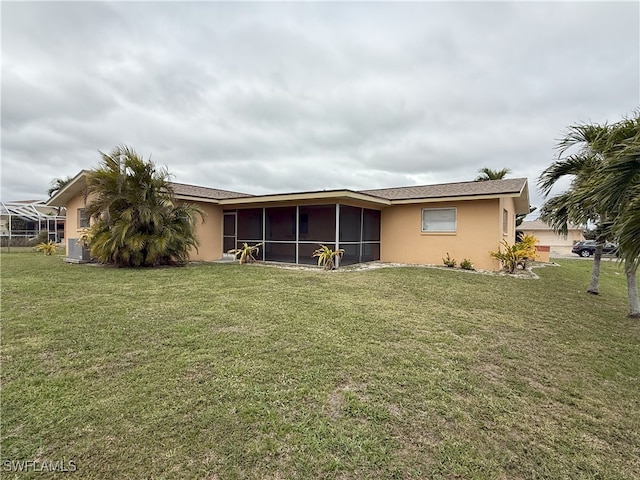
[571,240,619,257]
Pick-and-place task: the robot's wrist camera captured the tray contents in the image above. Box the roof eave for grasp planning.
[513,179,530,215]
[388,192,522,206]
[219,190,391,207]
[45,170,90,207]
[173,194,221,204]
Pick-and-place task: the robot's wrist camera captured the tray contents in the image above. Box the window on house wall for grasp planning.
[421,208,456,232]
[503,209,508,234]
[78,208,89,228]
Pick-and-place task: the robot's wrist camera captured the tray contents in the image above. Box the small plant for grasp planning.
[312,244,345,270]
[519,234,538,260]
[36,240,57,256]
[27,231,50,247]
[490,235,538,273]
[442,253,456,268]
[77,227,94,248]
[460,258,474,270]
[228,242,263,264]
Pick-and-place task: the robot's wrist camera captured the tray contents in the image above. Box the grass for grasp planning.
[2,252,639,479]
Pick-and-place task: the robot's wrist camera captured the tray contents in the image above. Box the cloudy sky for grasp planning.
[2,1,638,211]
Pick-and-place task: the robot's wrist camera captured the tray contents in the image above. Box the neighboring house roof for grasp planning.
[519,220,584,231]
[47,171,530,214]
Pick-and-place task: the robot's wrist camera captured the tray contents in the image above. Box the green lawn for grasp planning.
[2,253,639,479]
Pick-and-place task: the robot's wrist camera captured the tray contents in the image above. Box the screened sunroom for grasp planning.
[223,203,381,266]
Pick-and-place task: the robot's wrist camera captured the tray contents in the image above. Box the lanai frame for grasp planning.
[223,203,381,267]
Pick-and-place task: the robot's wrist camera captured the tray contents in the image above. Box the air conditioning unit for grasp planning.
[65,238,91,263]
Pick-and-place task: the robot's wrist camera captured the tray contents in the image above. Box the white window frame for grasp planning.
[503,208,509,234]
[78,208,89,229]
[421,207,457,233]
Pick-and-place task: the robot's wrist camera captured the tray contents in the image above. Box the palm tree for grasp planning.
[475,167,511,181]
[538,148,609,295]
[578,114,640,317]
[516,206,536,228]
[540,116,640,317]
[47,176,72,197]
[584,115,640,262]
[84,145,203,267]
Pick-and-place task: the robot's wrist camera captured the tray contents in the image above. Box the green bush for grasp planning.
[228,242,263,264]
[27,231,49,247]
[490,235,538,273]
[313,245,345,270]
[442,253,456,268]
[36,240,57,255]
[460,258,474,270]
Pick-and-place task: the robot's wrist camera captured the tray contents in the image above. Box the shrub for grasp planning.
[77,228,94,248]
[36,240,57,255]
[490,235,538,273]
[27,231,49,247]
[519,234,538,259]
[228,243,263,264]
[442,253,456,268]
[312,245,345,270]
[460,258,474,270]
[1,237,28,247]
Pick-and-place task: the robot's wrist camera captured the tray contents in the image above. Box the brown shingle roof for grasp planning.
[360,178,527,200]
[170,182,252,200]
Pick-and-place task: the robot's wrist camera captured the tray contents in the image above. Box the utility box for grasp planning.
[535,245,550,263]
[65,238,91,263]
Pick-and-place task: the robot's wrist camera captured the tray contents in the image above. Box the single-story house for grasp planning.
[518,220,584,254]
[46,171,530,270]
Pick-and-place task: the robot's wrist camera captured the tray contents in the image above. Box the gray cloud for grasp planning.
[2,1,638,212]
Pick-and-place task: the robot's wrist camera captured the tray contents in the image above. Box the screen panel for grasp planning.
[362,209,381,241]
[266,207,296,241]
[339,205,361,242]
[264,242,296,263]
[237,208,263,240]
[299,205,335,242]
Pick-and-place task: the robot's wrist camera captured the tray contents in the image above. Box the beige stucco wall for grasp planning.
[189,202,223,261]
[380,198,511,270]
[64,193,88,255]
[62,192,224,261]
[501,196,517,243]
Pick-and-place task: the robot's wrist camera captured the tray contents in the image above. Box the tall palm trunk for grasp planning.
[626,261,640,318]
[587,242,604,295]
